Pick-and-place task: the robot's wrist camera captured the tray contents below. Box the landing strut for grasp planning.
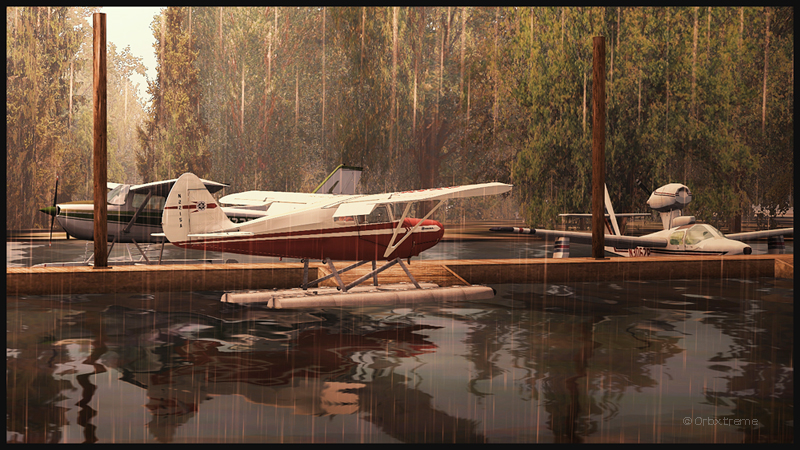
[301,257,421,292]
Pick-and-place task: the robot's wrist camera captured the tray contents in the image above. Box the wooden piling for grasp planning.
[592,36,606,259]
[93,13,108,268]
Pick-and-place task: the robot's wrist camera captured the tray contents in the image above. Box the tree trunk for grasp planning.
[322,7,326,152]
[582,70,587,134]
[69,59,73,127]
[241,66,245,134]
[638,69,642,126]
[692,7,698,119]
[762,7,770,134]
[360,7,365,77]
[460,7,466,113]
[391,6,397,158]
[706,7,711,60]
[493,7,499,149]
[739,8,744,51]
[665,8,670,136]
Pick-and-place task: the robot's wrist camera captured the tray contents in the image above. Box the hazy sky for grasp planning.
[99,7,163,102]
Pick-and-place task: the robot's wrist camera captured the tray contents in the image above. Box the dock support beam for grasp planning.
[93,13,109,268]
[591,36,606,259]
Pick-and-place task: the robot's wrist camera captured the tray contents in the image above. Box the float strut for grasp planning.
[302,259,370,291]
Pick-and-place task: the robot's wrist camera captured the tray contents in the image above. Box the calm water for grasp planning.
[6,240,794,443]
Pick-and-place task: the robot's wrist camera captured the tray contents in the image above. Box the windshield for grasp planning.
[132,193,166,211]
[107,185,129,205]
[685,224,719,246]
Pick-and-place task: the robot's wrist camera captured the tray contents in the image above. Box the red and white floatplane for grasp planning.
[157,172,511,303]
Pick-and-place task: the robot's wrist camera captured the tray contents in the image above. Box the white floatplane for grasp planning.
[491,183,793,257]
[38,165,363,245]
[39,178,228,244]
[159,172,511,291]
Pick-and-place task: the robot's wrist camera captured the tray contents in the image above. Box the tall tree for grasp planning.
[137,7,210,183]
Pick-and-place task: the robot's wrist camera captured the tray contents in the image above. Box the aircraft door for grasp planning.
[356,204,395,258]
[668,229,686,252]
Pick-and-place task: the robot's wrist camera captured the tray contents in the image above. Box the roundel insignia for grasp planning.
[197,201,206,211]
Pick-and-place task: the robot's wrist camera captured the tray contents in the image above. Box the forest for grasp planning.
[6,7,793,230]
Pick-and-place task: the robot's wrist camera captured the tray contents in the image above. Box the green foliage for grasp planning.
[136,7,210,183]
[6,7,794,230]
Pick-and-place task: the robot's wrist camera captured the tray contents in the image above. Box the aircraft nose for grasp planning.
[39,206,59,217]
[425,219,444,238]
[404,218,445,244]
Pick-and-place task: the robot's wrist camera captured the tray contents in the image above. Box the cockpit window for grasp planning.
[685,224,717,246]
[705,224,724,238]
[132,193,166,211]
[358,205,392,224]
[669,230,686,246]
[107,185,129,205]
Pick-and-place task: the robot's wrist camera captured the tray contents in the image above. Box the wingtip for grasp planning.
[490,227,514,232]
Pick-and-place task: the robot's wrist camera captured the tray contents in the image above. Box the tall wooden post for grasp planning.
[591,36,606,259]
[93,13,109,268]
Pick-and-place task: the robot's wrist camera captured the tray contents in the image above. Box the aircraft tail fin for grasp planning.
[312,164,363,195]
[162,173,237,243]
[659,210,682,230]
[603,184,622,236]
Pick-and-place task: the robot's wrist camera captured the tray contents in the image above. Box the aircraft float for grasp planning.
[158,172,511,290]
[491,182,792,257]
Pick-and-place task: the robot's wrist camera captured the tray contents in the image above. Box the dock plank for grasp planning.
[6,254,793,296]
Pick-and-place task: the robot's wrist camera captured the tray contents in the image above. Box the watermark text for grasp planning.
[683,416,758,426]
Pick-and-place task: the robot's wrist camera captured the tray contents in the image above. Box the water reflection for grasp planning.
[6,277,793,443]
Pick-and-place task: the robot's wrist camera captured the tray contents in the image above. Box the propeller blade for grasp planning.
[49,175,58,246]
[635,179,652,196]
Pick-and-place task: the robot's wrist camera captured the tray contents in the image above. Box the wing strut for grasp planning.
[123,191,152,234]
[383,200,443,258]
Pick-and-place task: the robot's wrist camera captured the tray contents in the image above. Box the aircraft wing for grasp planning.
[490,227,668,249]
[725,228,793,241]
[130,178,228,196]
[559,213,651,218]
[331,182,512,218]
[219,190,338,207]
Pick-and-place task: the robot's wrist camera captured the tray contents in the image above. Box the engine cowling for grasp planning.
[647,183,692,212]
[671,215,696,227]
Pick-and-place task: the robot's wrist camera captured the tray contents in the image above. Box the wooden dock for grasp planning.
[6,254,793,296]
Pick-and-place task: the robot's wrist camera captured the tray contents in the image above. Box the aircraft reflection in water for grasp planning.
[6,279,793,443]
[492,182,793,257]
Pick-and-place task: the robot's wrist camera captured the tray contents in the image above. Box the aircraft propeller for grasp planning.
[49,175,59,246]
[635,179,652,196]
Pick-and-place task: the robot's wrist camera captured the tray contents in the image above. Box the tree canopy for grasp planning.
[6,7,793,230]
